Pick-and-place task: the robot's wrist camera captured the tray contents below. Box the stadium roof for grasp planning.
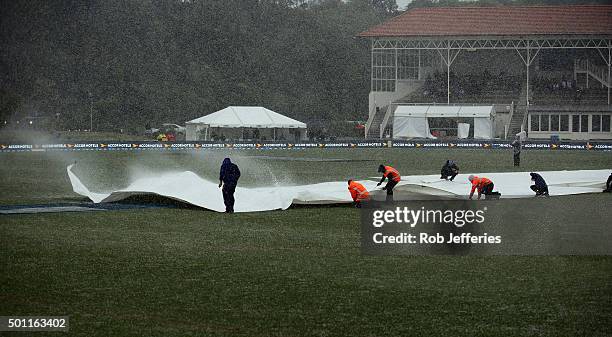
[358,5,612,37]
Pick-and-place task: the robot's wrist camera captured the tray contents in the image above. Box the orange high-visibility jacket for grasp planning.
[470,176,492,194]
[348,181,370,202]
[383,166,401,182]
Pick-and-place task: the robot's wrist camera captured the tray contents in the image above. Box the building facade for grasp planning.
[358,5,612,140]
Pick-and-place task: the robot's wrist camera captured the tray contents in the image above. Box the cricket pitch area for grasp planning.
[1,148,611,336]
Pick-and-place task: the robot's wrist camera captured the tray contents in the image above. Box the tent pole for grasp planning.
[273,128,276,140]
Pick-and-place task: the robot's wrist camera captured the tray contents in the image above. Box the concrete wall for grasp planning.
[494,113,510,139]
[369,80,423,119]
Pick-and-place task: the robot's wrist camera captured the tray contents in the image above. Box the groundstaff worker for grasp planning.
[377,164,401,202]
[468,175,500,200]
[604,173,612,193]
[219,158,241,213]
[440,160,459,181]
[511,135,522,167]
[530,172,549,196]
[348,180,370,208]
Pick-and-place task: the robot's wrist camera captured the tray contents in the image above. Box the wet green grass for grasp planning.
[1,205,611,337]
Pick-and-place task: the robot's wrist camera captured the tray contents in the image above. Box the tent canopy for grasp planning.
[394,105,494,118]
[186,106,306,129]
[393,105,495,139]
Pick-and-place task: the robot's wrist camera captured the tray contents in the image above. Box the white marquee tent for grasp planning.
[393,105,495,139]
[186,106,307,141]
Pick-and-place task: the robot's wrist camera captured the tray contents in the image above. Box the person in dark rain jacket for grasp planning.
[529,172,549,197]
[604,173,612,193]
[219,158,241,213]
[440,160,459,181]
[511,135,522,167]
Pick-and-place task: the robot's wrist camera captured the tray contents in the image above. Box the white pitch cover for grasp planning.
[67,165,609,213]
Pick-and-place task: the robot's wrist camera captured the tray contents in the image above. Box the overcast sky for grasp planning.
[396,0,410,10]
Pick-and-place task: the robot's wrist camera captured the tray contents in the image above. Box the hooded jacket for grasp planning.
[511,138,522,154]
[530,173,547,188]
[219,158,241,185]
[441,160,459,176]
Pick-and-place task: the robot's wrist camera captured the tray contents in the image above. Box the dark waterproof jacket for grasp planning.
[220,158,241,185]
[530,173,547,188]
[441,160,459,176]
[511,139,522,154]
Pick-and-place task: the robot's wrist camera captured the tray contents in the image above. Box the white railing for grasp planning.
[505,101,514,139]
[378,104,395,138]
[575,59,610,88]
[364,106,376,138]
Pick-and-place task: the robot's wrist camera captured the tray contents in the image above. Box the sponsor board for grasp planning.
[392,142,417,147]
[0,140,611,152]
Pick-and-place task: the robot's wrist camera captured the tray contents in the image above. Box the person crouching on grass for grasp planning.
[377,164,401,202]
[440,160,459,181]
[530,172,549,197]
[468,175,501,200]
[218,158,241,213]
[348,180,370,208]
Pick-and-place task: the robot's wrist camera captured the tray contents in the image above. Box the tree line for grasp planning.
[0,0,396,132]
[0,0,604,133]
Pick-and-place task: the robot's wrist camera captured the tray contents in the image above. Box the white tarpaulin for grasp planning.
[393,105,434,139]
[393,105,494,139]
[393,116,434,139]
[67,165,609,213]
[474,117,493,139]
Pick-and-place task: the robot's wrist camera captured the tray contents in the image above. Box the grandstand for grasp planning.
[358,5,612,141]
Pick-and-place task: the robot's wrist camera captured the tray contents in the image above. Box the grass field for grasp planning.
[1,148,611,336]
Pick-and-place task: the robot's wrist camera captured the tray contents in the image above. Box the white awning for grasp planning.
[395,105,494,118]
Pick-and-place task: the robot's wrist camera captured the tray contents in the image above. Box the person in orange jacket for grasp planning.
[348,180,370,208]
[468,175,500,200]
[377,164,401,202]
